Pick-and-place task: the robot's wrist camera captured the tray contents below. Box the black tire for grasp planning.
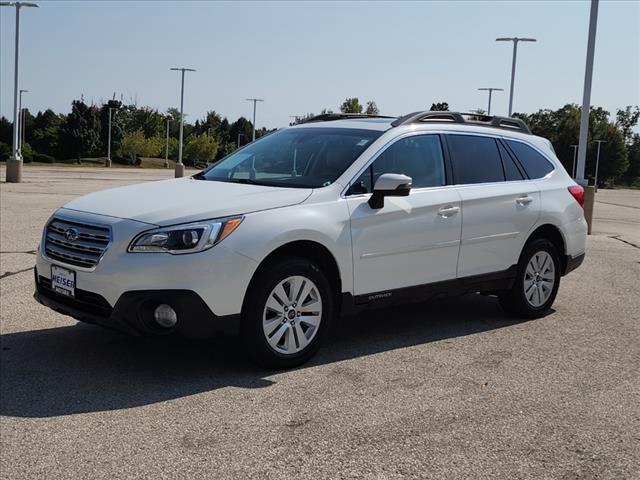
[498,238,561,319]
[241,256,334,369]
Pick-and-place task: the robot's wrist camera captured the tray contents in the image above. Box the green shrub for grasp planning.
[21,143,33,163]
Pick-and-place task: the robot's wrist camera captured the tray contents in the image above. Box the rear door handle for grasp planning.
[516,195,533,206]
[438,205,460,217]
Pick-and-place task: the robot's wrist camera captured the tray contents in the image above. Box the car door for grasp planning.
[446,133,540,277]
[345,133,462,297]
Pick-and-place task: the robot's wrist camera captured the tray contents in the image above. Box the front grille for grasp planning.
[44,217,111,268]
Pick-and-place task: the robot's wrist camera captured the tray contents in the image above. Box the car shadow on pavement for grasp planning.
[0,294,533,418]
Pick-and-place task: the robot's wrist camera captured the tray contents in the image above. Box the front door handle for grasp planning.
[516,195,533,206]
[438,205,460,217]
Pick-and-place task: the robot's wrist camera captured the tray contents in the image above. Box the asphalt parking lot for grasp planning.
[1,166,639,479]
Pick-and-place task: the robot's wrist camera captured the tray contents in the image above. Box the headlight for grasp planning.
[128,216,243,254]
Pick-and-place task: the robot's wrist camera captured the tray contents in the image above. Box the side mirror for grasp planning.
[368,173,412,209]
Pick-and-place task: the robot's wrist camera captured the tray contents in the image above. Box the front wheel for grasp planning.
[241,257,333,369]
[499,238,561,318]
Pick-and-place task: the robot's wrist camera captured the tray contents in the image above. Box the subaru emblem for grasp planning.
[64,228,79,242]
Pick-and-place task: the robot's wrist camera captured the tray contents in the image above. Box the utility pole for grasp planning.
[170,67,196,178]
[576,0,599,186]
[594,139,605,191]
[246,98,264,141]
[477,88,503,115]
[496,37,536,116]
[1,1,38,183]
[576,0,600,235]
[571,145,579,178]
[165,117,170,169]
[106,107,116,167]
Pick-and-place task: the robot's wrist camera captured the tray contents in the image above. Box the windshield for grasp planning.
[200,127,383,188]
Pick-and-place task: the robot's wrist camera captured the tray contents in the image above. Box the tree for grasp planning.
[430,102,449,111]
[365,101,379,115]
[60,100,101,160]
[126,106,164,138]
[31,109,64,158]
[0,117,13,145]
[183,133,218,166]
[616,106,640,145]
[119,130,162,163]
[99,100,125,157]
[625,134,640,180]
[229,117,253,149]
[340,97,363,114]
[588,123,627,184]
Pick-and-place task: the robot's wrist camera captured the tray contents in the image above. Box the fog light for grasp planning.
[154,304,177,328]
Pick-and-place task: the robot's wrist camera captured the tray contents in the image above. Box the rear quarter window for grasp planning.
[505,140,554,179]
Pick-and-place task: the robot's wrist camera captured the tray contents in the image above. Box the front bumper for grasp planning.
[34,268,240,336]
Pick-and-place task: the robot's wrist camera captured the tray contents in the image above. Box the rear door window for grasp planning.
[447,135,505,184]
[505,140,554,179]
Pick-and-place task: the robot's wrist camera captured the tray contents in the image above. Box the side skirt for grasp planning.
[340,265,517,316]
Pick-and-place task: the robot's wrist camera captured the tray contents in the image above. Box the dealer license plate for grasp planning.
[51,265,76,298]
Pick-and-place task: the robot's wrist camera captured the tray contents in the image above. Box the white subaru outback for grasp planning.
[35,112,587,368]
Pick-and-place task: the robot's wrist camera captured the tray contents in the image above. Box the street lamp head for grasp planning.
[170,67,196,72]
[478,87,504,91]
[496,37,536,43]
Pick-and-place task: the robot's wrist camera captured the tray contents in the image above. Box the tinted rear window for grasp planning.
[505,140,554,179]
[448,135,505,184]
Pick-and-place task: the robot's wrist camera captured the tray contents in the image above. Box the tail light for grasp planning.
[568,185,584,208]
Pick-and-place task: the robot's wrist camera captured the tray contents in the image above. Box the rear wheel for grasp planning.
[499,238,561,318]
[242,257,333,368]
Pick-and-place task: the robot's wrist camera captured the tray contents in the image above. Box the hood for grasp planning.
[63,177,313,226]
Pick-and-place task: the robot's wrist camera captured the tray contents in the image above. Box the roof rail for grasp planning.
[297,113,396,124]
[391,111,531,134]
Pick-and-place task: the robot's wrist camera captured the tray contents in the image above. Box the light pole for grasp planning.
[106,107,116,167]
[18,89,28,152]
[1,2,39,183]
[165,117,170,169]
[477,88,503,115]
[594,139,605,190]
[237,133,245,148]
[576,0,600,186]
[246,98,264,141]
[496,37,536,116]
[571,144,579,178]
[170,67,196,178]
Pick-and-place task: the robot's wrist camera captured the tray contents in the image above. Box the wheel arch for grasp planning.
[524,224,567,272]
[242,240,343,315]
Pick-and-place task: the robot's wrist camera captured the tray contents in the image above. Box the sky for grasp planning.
[1,1,639,129]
